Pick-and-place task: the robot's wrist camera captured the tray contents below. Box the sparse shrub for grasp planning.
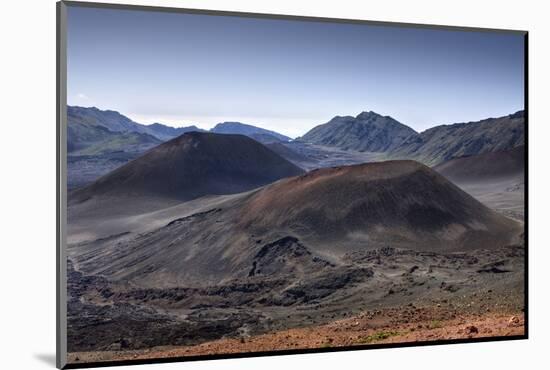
[358,331,400,344]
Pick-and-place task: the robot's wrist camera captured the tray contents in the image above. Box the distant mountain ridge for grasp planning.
[68,106,144,133]
[300,111,418,152]
[390,111,525,166]
[68,105,526,172]
[68,106,291,146]
[211,122,291,143]
[68,106,202,142]
[300,110,525,166]
[67,107,162,156]
[145,123,206,141]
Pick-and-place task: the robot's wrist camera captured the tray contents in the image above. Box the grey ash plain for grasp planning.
[65,107,525,359]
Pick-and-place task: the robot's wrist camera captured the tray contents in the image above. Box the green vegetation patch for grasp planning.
[358,330,400,344]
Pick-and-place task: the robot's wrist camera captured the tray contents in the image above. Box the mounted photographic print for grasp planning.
[56,1,528,368]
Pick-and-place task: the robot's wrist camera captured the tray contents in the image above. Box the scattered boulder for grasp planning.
[508,316,520,326]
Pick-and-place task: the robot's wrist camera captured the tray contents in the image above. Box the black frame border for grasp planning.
[56,1,529,369]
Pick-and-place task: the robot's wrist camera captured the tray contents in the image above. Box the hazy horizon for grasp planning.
[67,6,525,138]
[68,103,525,139]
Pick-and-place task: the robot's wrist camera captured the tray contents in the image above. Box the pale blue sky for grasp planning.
[67,5,525,138]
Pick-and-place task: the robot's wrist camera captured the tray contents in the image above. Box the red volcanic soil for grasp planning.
[67,306,524,364]
[239,160,521,251]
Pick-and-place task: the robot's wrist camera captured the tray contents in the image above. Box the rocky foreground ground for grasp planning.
[66,243,525,364]
[68,304,524,363]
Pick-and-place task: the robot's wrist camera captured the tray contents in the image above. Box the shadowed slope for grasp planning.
[70,132,304,203]
[264,142,309,165]
[432,146,525,221]
[433,146,524,183]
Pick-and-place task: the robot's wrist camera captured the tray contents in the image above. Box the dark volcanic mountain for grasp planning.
[211,122,291,143]
[70,132,304,203]
[434,146,524,183]
[67,106,206,188]
[300,111,417,152]
[70,160,521,287]
[239,161,520,250]
[391,111,525,166]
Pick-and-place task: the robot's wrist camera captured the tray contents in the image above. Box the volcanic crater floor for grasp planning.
[66,244,525,364]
